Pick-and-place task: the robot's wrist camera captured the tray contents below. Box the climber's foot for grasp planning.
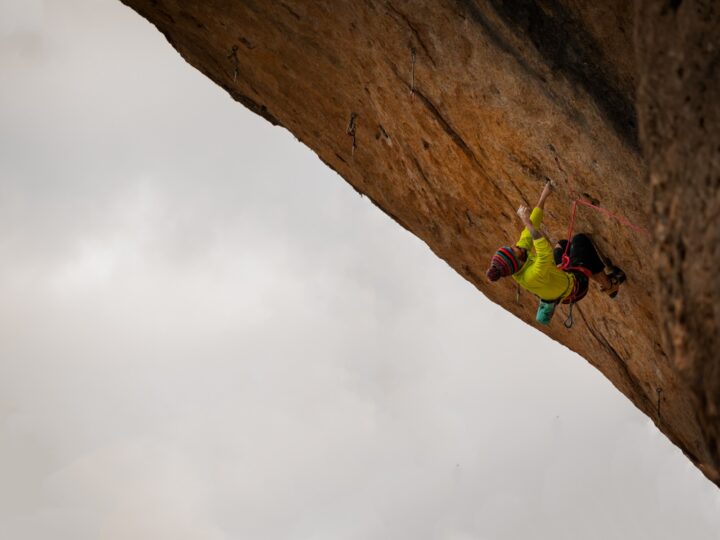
[601,266,626,299]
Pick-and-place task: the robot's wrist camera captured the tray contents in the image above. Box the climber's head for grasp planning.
[486,245,526,281]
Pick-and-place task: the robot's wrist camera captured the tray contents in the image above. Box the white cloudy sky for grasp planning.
[0,1,719,539]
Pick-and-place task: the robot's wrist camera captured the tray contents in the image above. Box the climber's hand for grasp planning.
[541,180,553,198]
[537,181,553,209]
[517,205,531,223]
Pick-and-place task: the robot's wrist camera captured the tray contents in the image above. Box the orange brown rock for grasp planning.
[119,0,720,486]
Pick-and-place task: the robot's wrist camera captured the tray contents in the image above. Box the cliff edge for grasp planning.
[118,0,720,486]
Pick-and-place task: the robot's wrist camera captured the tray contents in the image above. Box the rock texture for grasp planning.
[635,0,720,484]
[119,0,719,485]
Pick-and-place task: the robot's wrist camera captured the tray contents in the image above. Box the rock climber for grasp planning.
[485,181,624,324]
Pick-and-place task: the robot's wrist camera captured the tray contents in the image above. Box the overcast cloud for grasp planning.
[0,1,719,539]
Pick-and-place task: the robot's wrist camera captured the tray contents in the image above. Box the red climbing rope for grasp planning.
[560,198,651,270]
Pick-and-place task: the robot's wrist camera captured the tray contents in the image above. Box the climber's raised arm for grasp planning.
[536,180,553,210]
[518,204,556,274]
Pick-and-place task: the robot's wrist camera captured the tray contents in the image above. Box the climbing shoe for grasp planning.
[601,266,626,299]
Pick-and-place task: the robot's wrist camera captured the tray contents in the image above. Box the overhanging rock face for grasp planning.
[119,0,720,486]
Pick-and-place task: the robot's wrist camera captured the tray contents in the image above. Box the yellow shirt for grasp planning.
[512,207,574,302]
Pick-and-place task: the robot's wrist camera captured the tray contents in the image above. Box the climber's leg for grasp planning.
[567,233,605,273]
[553,239,568,265]
[567,233,623,297]
[590,268,613,290]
